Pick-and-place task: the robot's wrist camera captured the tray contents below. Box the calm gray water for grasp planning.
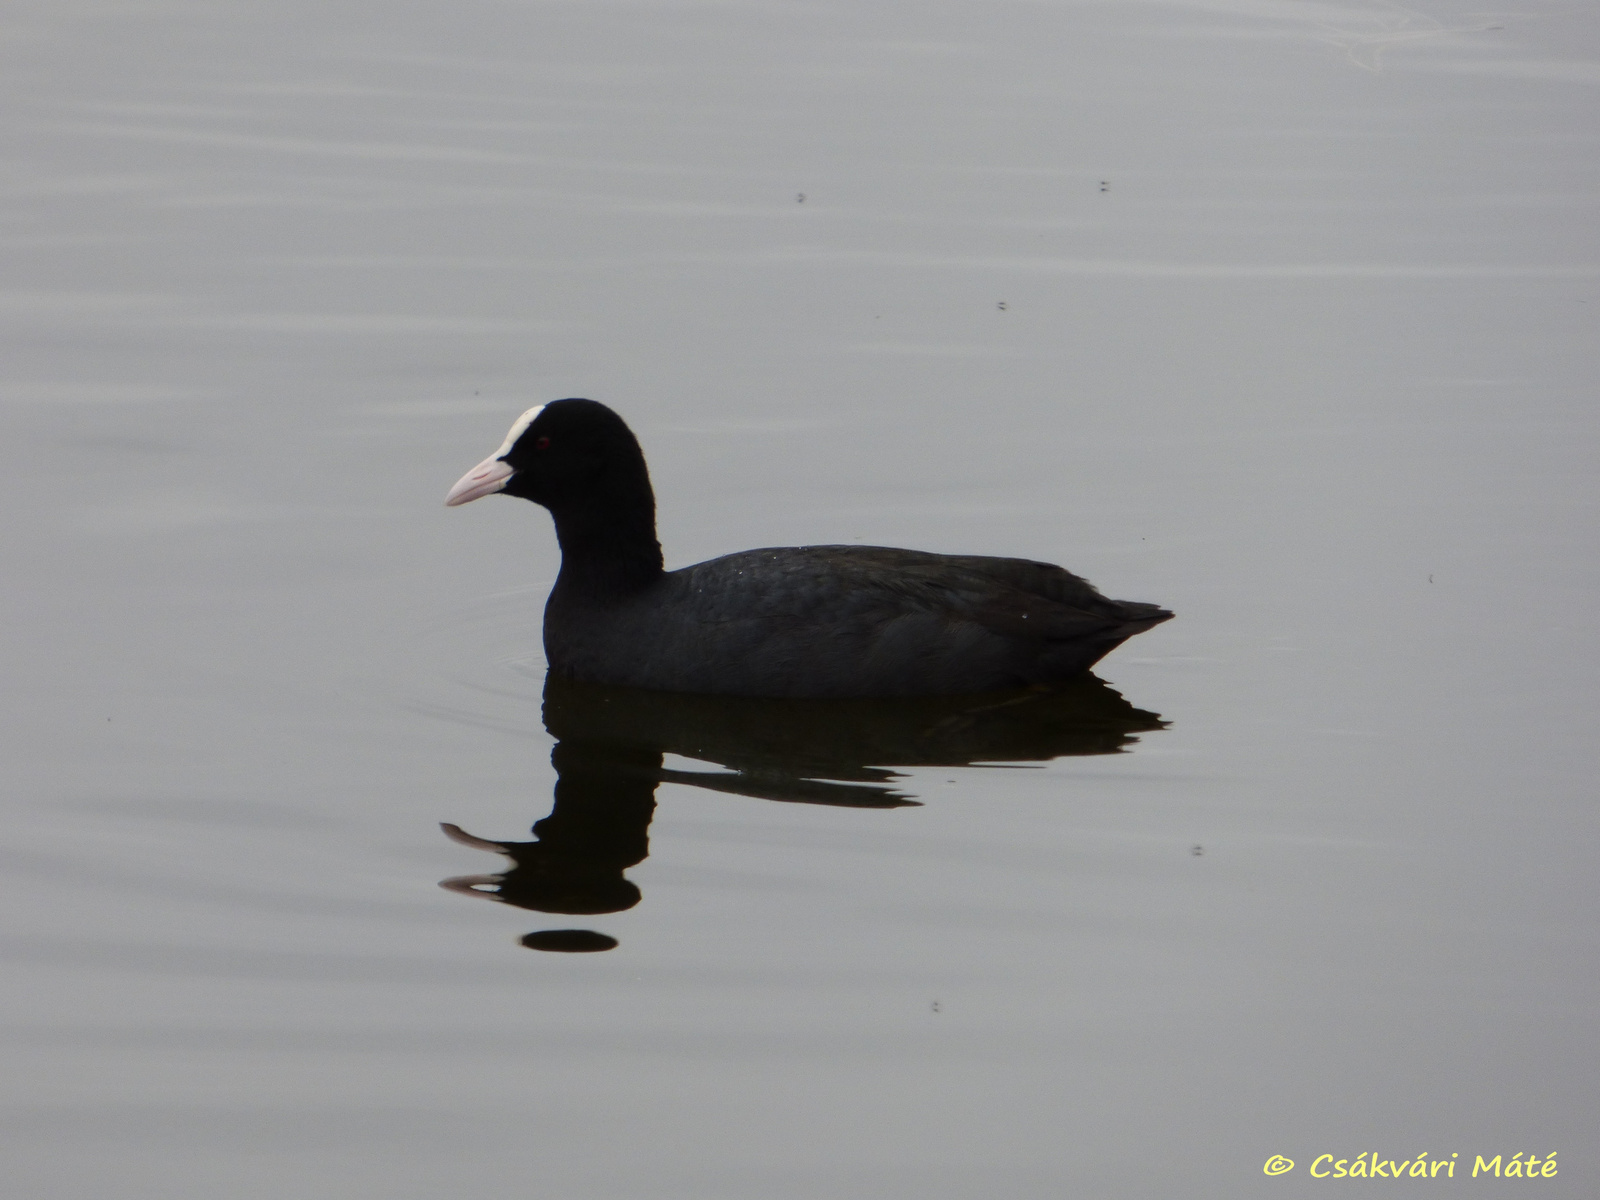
[3,1,1596,1196]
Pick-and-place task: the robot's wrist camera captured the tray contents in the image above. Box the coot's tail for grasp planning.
[1076,601,1173,672]
[1114,600,1174,629]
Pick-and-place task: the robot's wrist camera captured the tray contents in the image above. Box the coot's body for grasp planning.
[446,399,1171,698]
[546,545,1169,697]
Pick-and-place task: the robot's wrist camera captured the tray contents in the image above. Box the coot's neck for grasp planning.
[545,477,665,600]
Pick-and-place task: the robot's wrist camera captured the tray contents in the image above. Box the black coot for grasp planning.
[445,398,1171,697]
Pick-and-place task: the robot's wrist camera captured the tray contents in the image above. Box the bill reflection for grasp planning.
[441,672,1166,951]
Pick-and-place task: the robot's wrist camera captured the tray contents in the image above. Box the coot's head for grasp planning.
[444,398,649,511]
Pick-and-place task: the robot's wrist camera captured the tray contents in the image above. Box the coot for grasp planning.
[445,399,1171,697]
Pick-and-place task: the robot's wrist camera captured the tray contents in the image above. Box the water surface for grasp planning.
[2,1,1596,1196]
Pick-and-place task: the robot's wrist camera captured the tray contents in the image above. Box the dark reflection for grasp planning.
[520,930,619,953]
[441,672,1165,951]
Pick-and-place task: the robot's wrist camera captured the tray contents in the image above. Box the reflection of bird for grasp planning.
[446,399,1171,698]
[441,670,1168,949]
[542,670,1166,806]
[440,740,658,916]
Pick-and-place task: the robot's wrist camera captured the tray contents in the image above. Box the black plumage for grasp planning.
[446,398,1171,698]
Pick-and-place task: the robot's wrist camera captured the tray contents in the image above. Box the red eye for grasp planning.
[535,436,551,450]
